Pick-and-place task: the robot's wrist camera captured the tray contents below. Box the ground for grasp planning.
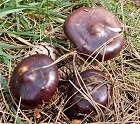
[0,0,140,124]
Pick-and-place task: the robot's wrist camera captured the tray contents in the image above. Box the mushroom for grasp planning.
[67,69,112,115]
[64,7,124,61]
[10,54,59,107]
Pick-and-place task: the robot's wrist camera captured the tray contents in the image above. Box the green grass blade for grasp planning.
[0,7,27,18]
[0,42,20,49]
[0,48,13,58]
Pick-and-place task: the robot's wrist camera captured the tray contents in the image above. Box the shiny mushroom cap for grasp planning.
[64,7,124,61]
[68,69,112,115]
[10,54,59,108]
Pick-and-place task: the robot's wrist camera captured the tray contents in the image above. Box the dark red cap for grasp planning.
[64,7,124,61]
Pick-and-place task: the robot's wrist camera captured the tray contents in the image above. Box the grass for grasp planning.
[0,0,140,123]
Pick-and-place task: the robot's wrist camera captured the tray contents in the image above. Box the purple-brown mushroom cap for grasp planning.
[10,54,59,107]
[68,69,112,115]
[64,7,124,61]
